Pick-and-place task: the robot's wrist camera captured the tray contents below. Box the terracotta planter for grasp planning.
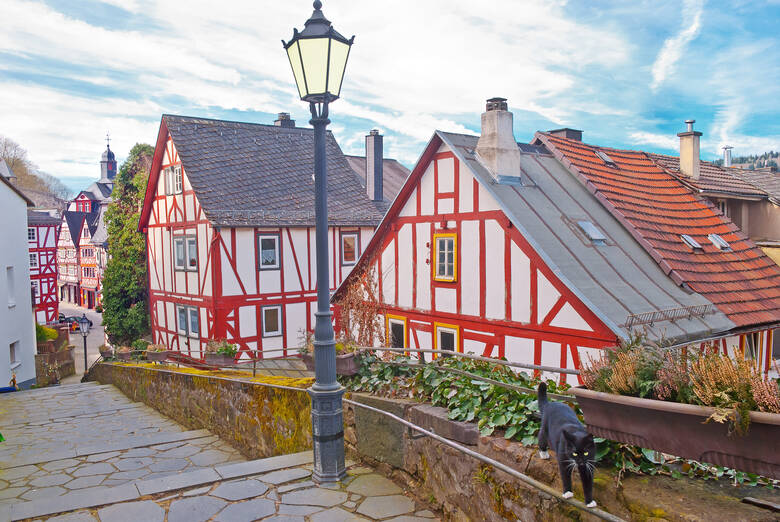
[572,387,780,479]
[99,349,113,360]
[146,351,169,362]
[301,351,362,376]
[117,351,131,361]
[205,353,235,367]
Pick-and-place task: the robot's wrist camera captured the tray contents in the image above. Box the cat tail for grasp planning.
[537,382,548,414]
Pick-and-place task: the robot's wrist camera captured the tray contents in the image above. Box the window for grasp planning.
[27,228,36,241]
[82,227,89,238]
[9,341,18,365]
[6,266,15,306]
[257,234,280,270]
[341,232,359,266]
[83,267,95,278]
[434,323,459,359]
[262,306,282,337]
[176,305,200,338]
[708,233,731,251]
[717,200,729,218]
[387,315,407,348]
[577,220,607,246]
[174,166,183,194]
[30,280,39,304]
[173,236,197,271]
[680,234,702,251]
[29,253,38,269]
[82,248,94,258]
[433,233,457,282]
[594,150,617,167]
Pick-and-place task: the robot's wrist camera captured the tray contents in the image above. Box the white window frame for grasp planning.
[261,305,283,338]
[176,305,200,338]
[435,324,458,357]
[6,266,15,307]
[173,236,186,270]
[387,317,407,348]
[257,234,281,270]
[30,280,39,304]
[186,236,197,271]
[29,253,38,269]
[174,166,183,194]
[176,305,188,335]
[340,232,359,266]
[28,228,36,242]
[433,234,456,282]
[9,341,19,365]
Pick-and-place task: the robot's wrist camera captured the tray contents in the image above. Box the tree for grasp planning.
[0,135,71,201]
[102,143,153,346]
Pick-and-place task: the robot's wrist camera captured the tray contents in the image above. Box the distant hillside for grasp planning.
[713,150,778,170]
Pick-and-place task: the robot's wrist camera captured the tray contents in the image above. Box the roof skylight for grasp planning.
[681,234,702,251]
[594,150,617,166]
[577,220,607,245]
[708,233,731,251]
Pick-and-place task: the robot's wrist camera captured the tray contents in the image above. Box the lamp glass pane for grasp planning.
[286,41,307,99]
[327,38,350,96]
[298,37,329,96]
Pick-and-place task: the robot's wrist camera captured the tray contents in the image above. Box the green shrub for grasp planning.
[131,339,150,352]
[36,323,58,343]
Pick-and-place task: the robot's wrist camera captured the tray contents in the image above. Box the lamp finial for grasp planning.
[313,0,322,9]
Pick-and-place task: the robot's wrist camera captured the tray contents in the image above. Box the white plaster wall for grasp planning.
[540,341,562,381]
[0,186,36,387]
[419,163,435,216]
[381,238,396,305]
[550,302,592,331]
[239,306,256,338]
[285,301,307,355]
[397,224,413,308]
[435,287,456,314]
[415,223,431,309]
[399,189,417,217]
[234,229,256,293]
[505,336,534,370]
[536,271,560,321]
[484,219,505,320]
[510,242,530,323]
[460,220,480,317]
[459,165,473,213]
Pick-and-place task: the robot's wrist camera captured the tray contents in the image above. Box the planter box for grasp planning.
[146,351,169,362]
[205,353,235,367]
[99,349,113,360]
[301,351,361,376]
[572,387,780,479]
[117,352,132,361]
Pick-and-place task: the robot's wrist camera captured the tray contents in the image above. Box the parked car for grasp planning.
[58,314,93,331]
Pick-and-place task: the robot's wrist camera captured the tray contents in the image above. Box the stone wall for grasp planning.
[344,393,778,522]
[34,346,75,386]
[89,363,312,459]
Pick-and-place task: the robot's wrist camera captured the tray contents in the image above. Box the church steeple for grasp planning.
[100,132,117,182]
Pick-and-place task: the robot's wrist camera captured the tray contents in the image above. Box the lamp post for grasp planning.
[78,313,90,374]
[283,0,353,483]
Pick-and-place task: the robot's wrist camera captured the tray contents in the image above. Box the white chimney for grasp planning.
[723,145,733,167]
[476,97,522,180]
[365,130,383,201]
[677,119,701,180]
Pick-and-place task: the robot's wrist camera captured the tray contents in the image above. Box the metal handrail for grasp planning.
[343,398,624,522]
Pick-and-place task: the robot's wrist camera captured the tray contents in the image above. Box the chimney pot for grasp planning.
[677,119,702,180]
[274,112,295,128]
[476,97,522,180]
[486,97,508,112]
[365,130,383,201]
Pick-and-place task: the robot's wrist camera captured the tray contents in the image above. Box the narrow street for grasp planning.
[58,303,104,384]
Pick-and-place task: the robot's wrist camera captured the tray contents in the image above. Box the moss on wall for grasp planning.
[90,362,312,459]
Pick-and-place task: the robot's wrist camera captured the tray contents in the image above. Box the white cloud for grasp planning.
[628,131,678,151]
[650,0,704,90]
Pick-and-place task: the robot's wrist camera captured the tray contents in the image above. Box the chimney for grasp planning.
[476,97,522,179]
[547,128,583,141]
[365,130,383,201]
[677,119,701,179]
[723,145,733,167]
[274,112,295,128]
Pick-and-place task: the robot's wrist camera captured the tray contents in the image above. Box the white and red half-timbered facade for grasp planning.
[335,99,737,384]
[139,114,407,360]
[28,210,60,324]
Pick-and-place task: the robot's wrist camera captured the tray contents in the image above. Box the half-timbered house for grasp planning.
[334,98,762,383]
[28,210,60,324]
[139,114,407,360]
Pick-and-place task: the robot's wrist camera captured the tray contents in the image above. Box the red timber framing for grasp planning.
[29,221,59,324]
[141,121,374,362]
[335,138,619,385]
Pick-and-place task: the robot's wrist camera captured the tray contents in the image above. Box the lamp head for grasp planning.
[78,313,90,337]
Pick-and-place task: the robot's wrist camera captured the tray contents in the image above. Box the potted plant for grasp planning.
[574,337,780,479]
[299,331,363,376]
[117,346,132,361]
[145,344,169,362]
[98,344,113,359]
[204,339,237,367]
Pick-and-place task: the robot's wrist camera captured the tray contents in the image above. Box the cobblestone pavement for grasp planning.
[0,380,439,521]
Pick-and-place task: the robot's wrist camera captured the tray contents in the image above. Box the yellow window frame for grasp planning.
[386,314,408,349]
[433,321,460,359]
[432,232,457,282]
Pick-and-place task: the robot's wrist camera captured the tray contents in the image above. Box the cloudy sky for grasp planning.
[1,0,778,193]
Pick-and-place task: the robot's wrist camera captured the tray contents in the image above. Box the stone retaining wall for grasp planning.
[34,346,75,386]
[89,363,312,459]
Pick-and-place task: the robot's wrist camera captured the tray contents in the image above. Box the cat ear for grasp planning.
[584,433,595,444]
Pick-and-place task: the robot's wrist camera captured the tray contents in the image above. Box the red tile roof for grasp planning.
[647,153,767,198]
[537,132,780,328]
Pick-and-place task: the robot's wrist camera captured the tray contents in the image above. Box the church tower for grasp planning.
[100,134,117,182]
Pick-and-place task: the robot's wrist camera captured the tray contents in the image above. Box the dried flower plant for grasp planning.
[333,266,383,347]
[751,373,780,413]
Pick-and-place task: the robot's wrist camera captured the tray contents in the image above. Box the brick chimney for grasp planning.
[547,128,583,141]
[365,130,383,201]
[723,145,733,167]
[677,119,701,179]
[274,112,295,128]
[476,97,521,180]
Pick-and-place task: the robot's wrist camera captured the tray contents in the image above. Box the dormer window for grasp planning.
[577,220,607,246]
[708,233,731,251]
[681,234,702,251]
[595,150,617,167]
[165,166,183,195]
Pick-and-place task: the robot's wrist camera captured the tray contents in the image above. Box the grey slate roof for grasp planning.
[344,155,410,203]
[163,115,389,227]
[27,210,60,226]
[731,168,780,204]
[89,204,109,247]
[436,131,735,344]
[63,211,87,247]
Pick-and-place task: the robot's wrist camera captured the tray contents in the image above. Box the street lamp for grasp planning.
[78,313,90,374]
[283,0,354,483]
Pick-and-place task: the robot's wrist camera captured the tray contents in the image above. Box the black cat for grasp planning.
[537,382,597,507]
